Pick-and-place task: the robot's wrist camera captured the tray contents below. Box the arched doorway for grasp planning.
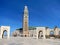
[50,31,54,35]
[38,31,43,39]
[2,30,7,39]
[50,31,54,37]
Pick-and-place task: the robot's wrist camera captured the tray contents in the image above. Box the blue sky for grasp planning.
[0,0,60,33]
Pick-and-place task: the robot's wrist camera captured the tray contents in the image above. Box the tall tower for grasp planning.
[23,6,29,37]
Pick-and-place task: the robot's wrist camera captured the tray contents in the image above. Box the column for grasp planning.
[43,29,46,39]
[7,27,10,39]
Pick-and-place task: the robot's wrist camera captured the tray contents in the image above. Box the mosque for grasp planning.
[0,6,60,39]
[12,6,60,39]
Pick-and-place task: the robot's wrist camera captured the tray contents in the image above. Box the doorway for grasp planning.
[38,31,43,39]
[2,30,7,39]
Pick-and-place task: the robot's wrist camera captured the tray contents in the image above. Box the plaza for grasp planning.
[0,37,60,45]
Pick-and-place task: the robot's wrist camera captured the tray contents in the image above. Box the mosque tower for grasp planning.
[23,6,29,37]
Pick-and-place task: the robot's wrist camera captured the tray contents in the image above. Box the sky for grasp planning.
[0,0,60,34]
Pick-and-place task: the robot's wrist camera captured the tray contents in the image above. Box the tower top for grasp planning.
[25,5,28,9]
[24,5,28,11]
[24,5,28,13]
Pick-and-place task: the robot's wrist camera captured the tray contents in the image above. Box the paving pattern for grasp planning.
[0,37,60,45]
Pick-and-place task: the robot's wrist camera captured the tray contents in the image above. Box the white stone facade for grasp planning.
[0,26,10,39]
[28,27,60,39]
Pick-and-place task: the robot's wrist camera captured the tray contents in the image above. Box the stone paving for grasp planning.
[0,37,60,45]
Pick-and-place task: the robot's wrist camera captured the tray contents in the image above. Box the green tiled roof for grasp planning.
[29,27,36,30]
[16,27,36,30]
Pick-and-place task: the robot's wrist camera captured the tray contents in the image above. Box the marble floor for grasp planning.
[0,37,60,45]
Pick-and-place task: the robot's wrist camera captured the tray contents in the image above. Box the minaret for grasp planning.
[23,6,29,37]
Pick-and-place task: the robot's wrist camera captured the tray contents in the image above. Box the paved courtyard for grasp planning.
[0,37,60,45]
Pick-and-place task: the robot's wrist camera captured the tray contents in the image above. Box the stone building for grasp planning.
[12,26,60,39]
[12,6,60,39]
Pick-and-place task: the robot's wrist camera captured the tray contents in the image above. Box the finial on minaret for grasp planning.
[25,5,27,9]
[24,5,28,12]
